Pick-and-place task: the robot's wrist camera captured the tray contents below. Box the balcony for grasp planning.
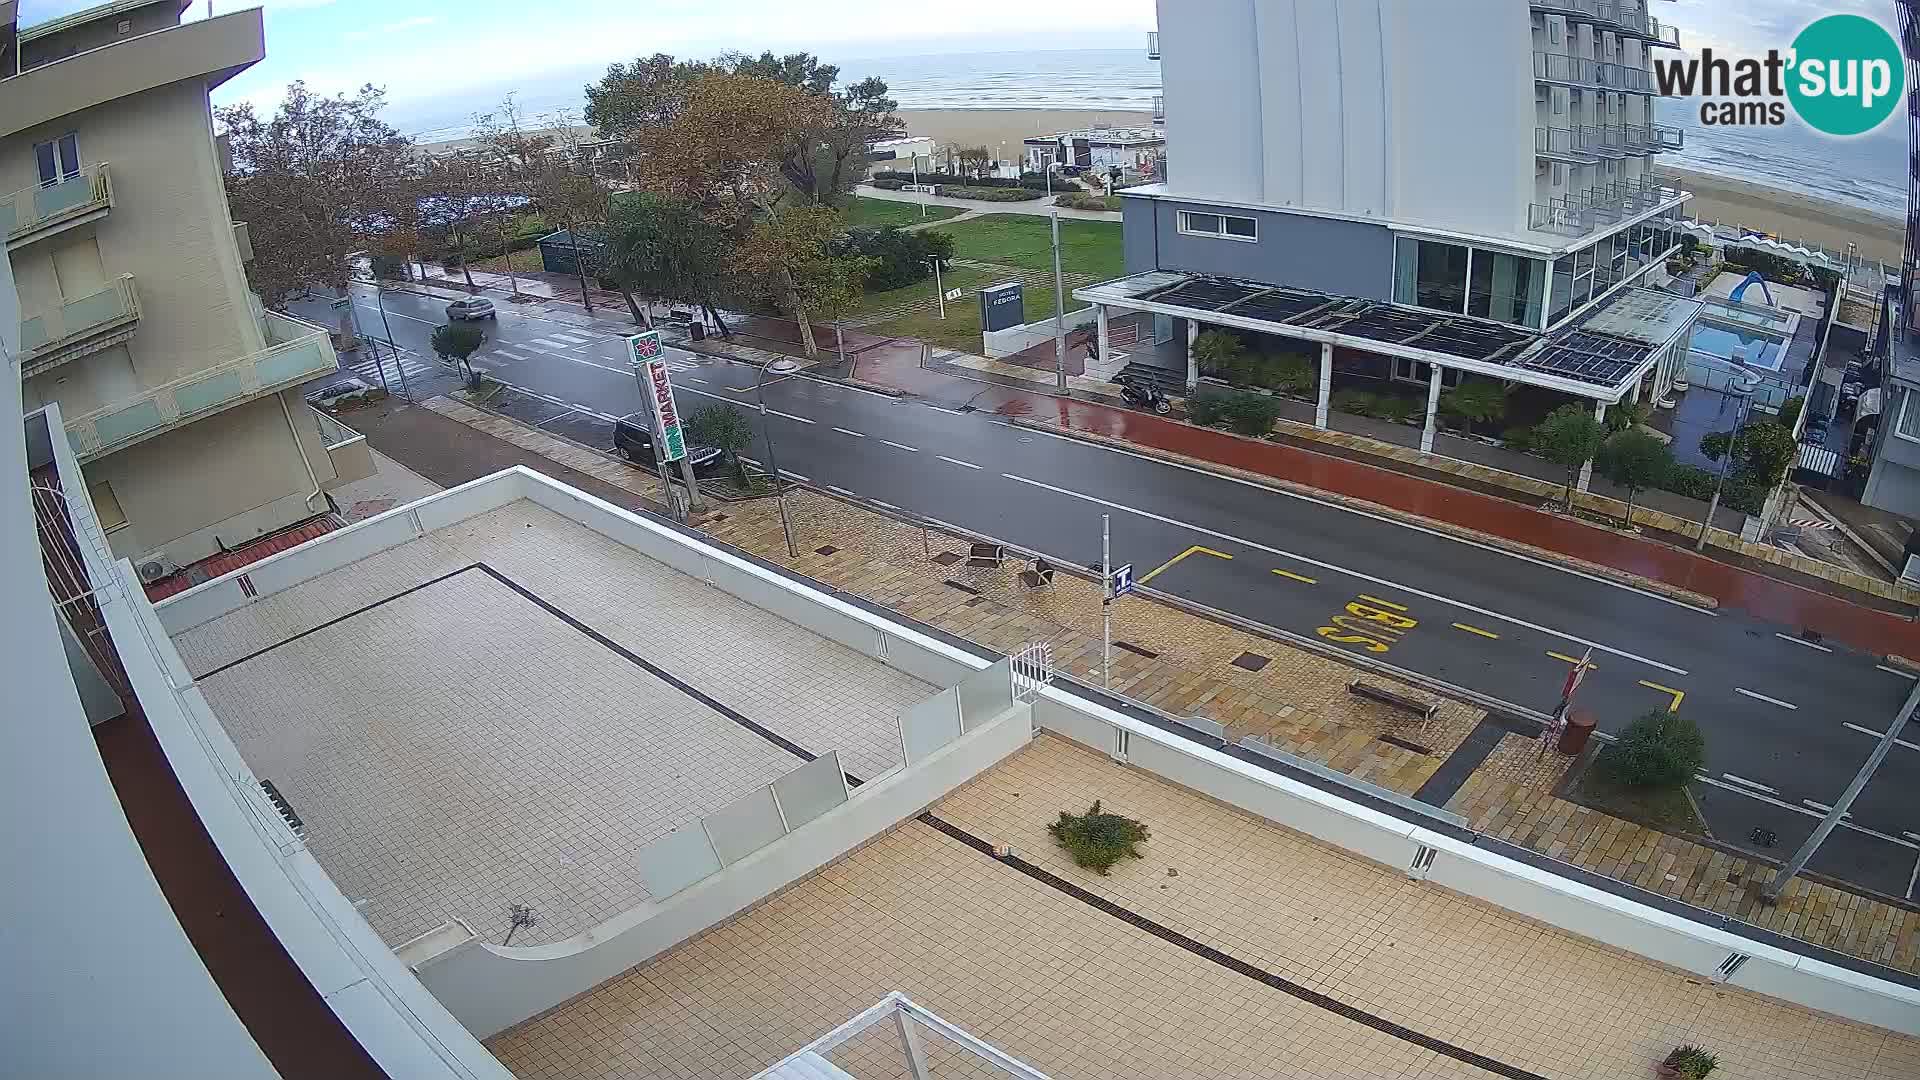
[1529,174,1685,237]
[2,163,112,252]
[64,316,340,462]
[1152,95,1165,123]
[1533,51,1657,94]
[1580,124,1630,158]
[1536,126,1599,163]
[1147,30,1159,59]
[19,273,139,378]
[1530,0,1682,48]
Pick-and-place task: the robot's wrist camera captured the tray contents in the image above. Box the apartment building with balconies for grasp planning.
[2,0,361,582]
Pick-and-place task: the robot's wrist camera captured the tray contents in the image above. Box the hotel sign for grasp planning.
[628,332,686,462]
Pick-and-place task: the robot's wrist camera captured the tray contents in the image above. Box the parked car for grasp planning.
[612,416,725,478]
[304,376,373,409]
[1801,417,1830,445]
[445,297,496,321]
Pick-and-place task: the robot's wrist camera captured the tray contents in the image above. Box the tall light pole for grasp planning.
[371,283,410,400]
[927,256,946,320]
[1051,212,1069,391]
[912,154,924,221]
[758,358,802,559]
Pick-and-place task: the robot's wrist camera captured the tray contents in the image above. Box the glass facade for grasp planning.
[1543,206,1685,332]
[1468,251,1546,327]
[1393,238,1470,313]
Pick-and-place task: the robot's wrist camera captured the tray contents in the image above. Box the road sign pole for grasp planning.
[931,258,946,320]
[1102,513,1111,690]
[1052,212,1068,392]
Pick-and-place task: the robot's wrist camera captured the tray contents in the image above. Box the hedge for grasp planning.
[935,186,1049,201]
[1054,192,1121,211]
[870,178,905,190]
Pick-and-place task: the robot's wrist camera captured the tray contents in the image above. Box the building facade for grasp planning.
[1129,0,1688,336]
[3,0,359,580]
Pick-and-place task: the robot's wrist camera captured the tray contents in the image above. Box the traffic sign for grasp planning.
[944,288,964,301]
[1108,562,1134,600]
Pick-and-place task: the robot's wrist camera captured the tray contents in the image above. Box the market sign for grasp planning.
[628,332,686,462]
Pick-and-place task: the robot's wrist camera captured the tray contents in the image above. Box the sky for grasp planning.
[10,0,1910,137]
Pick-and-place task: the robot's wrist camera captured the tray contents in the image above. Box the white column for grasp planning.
[1185,320,1199,391]
[1316,342,1333,429]
[1421,364,1444,454]
[1096,304,1110,373]
[1579,401,1607,492]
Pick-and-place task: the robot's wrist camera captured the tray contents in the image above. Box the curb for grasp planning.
[1003,416,1722,610]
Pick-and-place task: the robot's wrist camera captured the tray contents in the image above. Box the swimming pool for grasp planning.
[1689,320,1785,371]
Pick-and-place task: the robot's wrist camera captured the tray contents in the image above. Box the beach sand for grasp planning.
[897,109,1903,266]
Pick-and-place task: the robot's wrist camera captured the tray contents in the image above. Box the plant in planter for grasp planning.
[1375,394,1420,425]
[1331,388,1377,418]
[1438,379,1509,435]
[1270,356,1316,397]
[1657,1044,1718,1078]
[1605,710,1705,791]
[1049,800,1149,875]
[1222,391,1281,436]
[1187,388,1232,427]
[1192,330,1247,379]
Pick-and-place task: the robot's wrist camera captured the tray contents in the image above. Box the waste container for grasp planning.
[1557,708,1597,755]
[689,321,706,342]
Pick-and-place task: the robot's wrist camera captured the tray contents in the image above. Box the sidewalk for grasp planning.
[355,394,1920,979]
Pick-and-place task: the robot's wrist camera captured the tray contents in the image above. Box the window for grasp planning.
[1548,256,1575,326]
[88,480,127,532]
[1553,94,1564,116]
[1392,238,1469,313]
[1550,19,1561,44]
[34,133,79,185]
[1900,390,1920,443]
[1392,358,1463,389]
[1469,251,1547,327]
[1177,210,1257,242]
[1551,163,1565,185]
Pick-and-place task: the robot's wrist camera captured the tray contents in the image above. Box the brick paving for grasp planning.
[365,397,1920,976]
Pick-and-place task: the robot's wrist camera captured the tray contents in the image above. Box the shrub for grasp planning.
[1666,1045,1719,1079]
[1048,800,1149,875]
[431,323,485,375]
[1500,425,1534,453]
[1438,378,1509,431]
[1222,391,1281,437]
[839,225,949,291]
[1192,330,1247,377]
[934,185,1049,201]
[1533,403,1607,510]
[1604,710,1705,790]
[1779,395,1805,432]
[1331,388,1377,417]
[1187,388,1232,426]
[870,178,905,190]
[1375,395,1420,424]
[1054,192,1121,211]
[1268,356,1316,396]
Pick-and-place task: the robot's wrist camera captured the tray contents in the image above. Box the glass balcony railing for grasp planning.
[64,320,339,461]
[1147,30,1159,59]
[1,163,113,250]
[19,274,139,376]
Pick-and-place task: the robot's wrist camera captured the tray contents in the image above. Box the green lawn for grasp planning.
[930,214,1125,280]
[851,263,1078,355]
[842,196,964,228]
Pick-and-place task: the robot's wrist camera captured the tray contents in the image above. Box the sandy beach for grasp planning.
[896,108,1157,154]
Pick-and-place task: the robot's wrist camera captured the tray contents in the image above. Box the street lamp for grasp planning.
[758,358,802,559]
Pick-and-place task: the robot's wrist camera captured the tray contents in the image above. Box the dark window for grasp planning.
[34,133,79,185]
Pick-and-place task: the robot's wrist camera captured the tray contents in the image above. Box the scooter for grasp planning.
[1117,375,1172,415]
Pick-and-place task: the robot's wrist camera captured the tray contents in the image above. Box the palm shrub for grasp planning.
[1375,394,1419,424]
[1271,356,1316,396]
[1604,710,1705,790]
[1192,329,1246,378]
[1222,391,1282,437]
[1049,800,1149,875]
[685,403,756,484]
[1332,388,1377,417]
[1438,379,1509,433]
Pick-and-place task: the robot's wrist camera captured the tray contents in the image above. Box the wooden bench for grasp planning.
[1347,680,1438,728]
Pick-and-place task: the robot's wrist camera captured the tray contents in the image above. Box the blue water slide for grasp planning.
[1728,271,1774,307]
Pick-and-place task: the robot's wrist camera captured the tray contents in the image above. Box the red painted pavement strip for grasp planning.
[846,344,1920,658]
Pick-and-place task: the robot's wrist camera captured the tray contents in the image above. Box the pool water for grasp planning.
[1689,321,1784,371]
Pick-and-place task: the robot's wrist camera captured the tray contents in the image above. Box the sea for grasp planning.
[402,47,1908,220]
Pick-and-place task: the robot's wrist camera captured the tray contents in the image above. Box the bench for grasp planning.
[1347,680,1438,728]
[1019,558,1056,591]
[967,542,1006,569]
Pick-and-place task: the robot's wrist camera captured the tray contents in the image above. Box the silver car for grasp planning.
[446,297,496,321]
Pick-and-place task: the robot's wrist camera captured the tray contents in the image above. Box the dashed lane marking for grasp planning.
[1358,594,1407,611]
[833,427,866,438]
[1721,774,1779,795]
[1878,664,1918,680]
[1736,687,1798,710]
[1271,568,1317,584]
[766,409,815,425]
[882,440,919,452]
[827,485,858,497]
[1452,623,1500,640]
[1842,722,1920,751]
[1139,545,1233,586]
[938,455,982,470]
[1546,651,1597,669]
[1775,633,1833,653]
[1694,775,1920,849]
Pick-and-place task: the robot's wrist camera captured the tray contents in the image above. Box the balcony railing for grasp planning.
[1531,0,1681,48]
[1649,122,1683,150]
[1533,51,1657,94]
[1536,125,1599,162]
[65,322,340,462]
[1,163,112,251]
[1147,30,1159,59]
[1152,95,1165,122]
[20,274,139,378]
[1529,174,1685,237]
[1580,124,1629,157]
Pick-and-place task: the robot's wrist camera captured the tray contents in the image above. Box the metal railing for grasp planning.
[1580,124,1629,157]
[1531,0,1681,47]
[1152,94,1164,121]
[0,162,112,247]
[65,324,339,461]
[1146,30,1159,59]
[1535,125,1598,160]
[1530,174,1683,236]
[19,273,138,372]
[1533,50,1657,93]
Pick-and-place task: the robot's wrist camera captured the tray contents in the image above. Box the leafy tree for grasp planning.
[1599,428,1673,527]
[1534,403,1607,510]
[839,225,949,291]
[603,193,738,335]
[1048,800,1149,875]
[737,205,874,357]
[1778,395,1805,433]
[1603,710,1705,790]
[1439,379,1509,432]
[1701,418,1796,495]
[431,323,486,378]
[469,96,611,313]
[685,403,757,483]
[218,82,414,319]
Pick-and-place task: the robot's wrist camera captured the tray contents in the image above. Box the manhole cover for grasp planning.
[815,545,839,556]
[1231,652,1271,672]
[932,551,962,567]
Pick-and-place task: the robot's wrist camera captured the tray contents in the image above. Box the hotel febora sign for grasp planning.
[627,331,687,463]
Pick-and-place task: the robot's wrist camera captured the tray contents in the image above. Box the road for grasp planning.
[306,283,1920,902]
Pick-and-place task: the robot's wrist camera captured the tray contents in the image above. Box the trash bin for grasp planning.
[1558,708,1597,755]
[689,321,706,342]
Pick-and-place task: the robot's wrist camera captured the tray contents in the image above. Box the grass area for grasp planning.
[1571,749,1707,834]
[851,263,1077,355]
[842,196,964,228]
[932,214,1124,280]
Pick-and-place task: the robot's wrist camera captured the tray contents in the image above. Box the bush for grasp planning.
[874,170,1025,189]
[1500,425,1534,453]
[1054,192,1121,211]
[1331,388,1378,417]
[839,225,950,291]
[1187,388,1231,426]
[1222,391,1281,437]
[1048,800,1148,875]
[1604,710,1706,790]
[1192,329,1247,378]
[1269,356,1316,396]
[1438,379,1508,431]
[870,178,905,190]
[934,186,1049,201]
[1375,394,1420,424]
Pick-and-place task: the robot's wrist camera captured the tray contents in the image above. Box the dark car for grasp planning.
[445,297,497,321]
[612,416,725,478]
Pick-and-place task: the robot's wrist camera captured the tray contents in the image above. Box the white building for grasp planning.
[1023,126,1165,174]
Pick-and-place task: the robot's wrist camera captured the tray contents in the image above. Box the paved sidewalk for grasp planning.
[357,395,1920,979]
[857,182,1123,221]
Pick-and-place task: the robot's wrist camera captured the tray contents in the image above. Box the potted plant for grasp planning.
[1657,1045,1718,1078]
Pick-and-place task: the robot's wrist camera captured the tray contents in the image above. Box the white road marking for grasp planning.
[989,419,1716,616]
[924,405,966,416]
[494,349,528,361]
[791,372,895,399]
[1802,799,1845,815]
[882,440,919,452]
[1774,633,1833,653]
[1878,664,1919,679]
[1842,722,1920,751]
[1735,687,1798,710]
[739,456,760,466]
[1721,773,1779,795]
[938,456,983,470]
[1909,853,1920,900]
[571,402,594,412]
[531,337,571,348]
[827,485,858,497]
[684,377,709,385]
[1694,775,1920,849]
[767,408,815,425]
[1000,471,1688,676]
[833,427,867,438]
[351,301,438,325]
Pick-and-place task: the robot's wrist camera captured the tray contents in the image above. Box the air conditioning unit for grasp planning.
[136,557,175,584]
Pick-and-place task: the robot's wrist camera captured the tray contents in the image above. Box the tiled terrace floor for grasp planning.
[174,501,929,947]
[489,736,1920,1080]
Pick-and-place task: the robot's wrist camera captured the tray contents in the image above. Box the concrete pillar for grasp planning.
[1421,364,1444,454]
[1579,400,1607,492]
[1095,304,1110,373]
[1185,320,1199,392]
[1316,342,1333,429]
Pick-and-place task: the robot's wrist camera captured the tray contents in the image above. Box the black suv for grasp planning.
[612,416,725,478]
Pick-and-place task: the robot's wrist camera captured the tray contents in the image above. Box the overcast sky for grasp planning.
[12,0,1906,132]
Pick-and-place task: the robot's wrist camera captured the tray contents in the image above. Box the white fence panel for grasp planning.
[901,688,964,765]
[705,786,788,867]
[773,753,849,830]
[636,826,724,901]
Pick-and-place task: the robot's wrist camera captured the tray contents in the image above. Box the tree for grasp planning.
[1702,418,1796,494]
[1533,403,1607,510]
[431,323,486,378]
[1604,710,1705,790]
[1049,800,1149,875]
[602,193,738,334]
[957,145,992,179]
[685,403,756,484]
[469,96,611,313]
[218,82,414,314]
[1599,429,1673,527]
[839,226,950,290]
[1438,379,1509,433]
[737,204,874,357]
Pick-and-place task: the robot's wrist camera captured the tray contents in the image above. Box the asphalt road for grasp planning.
[310,283,1920,902]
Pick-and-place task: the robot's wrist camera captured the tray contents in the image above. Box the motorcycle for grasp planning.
[1117,375,1172,415]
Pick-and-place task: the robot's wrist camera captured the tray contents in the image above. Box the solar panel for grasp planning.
[1510,330,1656,388]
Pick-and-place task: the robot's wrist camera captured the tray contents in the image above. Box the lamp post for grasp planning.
[758,357,802,559]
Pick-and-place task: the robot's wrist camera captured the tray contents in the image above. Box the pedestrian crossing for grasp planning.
[343,350,440,390]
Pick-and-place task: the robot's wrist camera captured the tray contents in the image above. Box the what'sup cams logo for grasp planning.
[1652,13,1905,136]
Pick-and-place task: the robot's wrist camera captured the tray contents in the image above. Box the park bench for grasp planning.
[1347,679,1438,730]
